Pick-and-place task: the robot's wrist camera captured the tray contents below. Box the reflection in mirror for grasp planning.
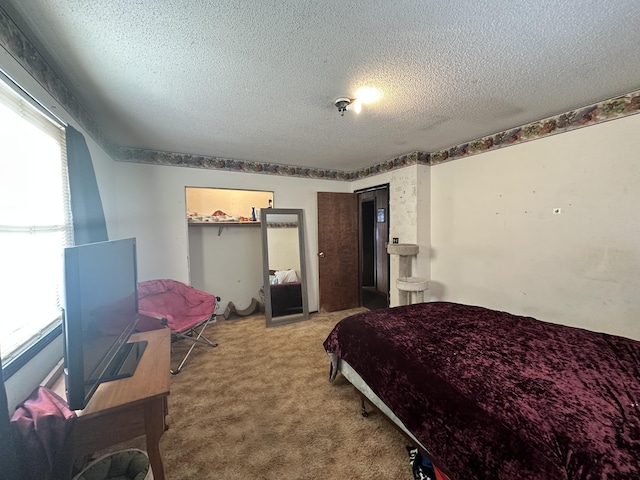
[260,208,309,327]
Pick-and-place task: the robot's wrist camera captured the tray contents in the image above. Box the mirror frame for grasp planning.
[260,208,309,327]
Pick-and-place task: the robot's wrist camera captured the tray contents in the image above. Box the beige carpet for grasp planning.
[106,309,412,479]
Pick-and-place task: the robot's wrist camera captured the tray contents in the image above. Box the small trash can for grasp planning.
[73,449,153,480]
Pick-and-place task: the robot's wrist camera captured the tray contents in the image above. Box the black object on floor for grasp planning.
[362,288,387,310]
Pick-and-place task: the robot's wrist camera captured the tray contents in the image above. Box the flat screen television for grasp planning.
[62,237,147,410]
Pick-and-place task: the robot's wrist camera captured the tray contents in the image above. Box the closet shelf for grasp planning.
[188,221,261,236]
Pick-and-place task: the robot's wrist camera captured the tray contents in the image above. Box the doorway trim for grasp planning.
[355,184,390,309]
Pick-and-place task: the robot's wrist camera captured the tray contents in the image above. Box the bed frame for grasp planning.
[342,359,451,479]
[342,359,436,443]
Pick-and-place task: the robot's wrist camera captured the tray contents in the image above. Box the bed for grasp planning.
[323,302,640,479]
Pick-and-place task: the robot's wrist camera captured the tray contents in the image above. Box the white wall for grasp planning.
[416,165,431,295]
[113,161,351,312]
[185,187,272,218]
[188,225,263,311]
[431,114,640,340]
[267,226,301,273]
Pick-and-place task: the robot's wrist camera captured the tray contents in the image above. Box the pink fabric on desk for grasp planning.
[138,279,217,333]
[10,386,76,480]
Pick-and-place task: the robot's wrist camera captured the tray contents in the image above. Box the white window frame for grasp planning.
[0,72,72,376]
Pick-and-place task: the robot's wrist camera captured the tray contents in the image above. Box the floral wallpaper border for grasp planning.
[114,146,429,181]
[1,6,639,182]
[266,222,299,229]
[429,90,640,166]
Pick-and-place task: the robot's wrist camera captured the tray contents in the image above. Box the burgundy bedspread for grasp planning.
[323,302,640,479]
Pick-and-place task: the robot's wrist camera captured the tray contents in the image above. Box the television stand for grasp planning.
[52,328,170,480]
[102,340,148,383]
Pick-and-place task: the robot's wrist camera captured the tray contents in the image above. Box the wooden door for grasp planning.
[317,192,359,312]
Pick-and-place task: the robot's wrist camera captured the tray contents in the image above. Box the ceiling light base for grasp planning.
[334,97,352,116]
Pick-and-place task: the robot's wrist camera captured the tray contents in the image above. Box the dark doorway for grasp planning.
[357,185,389,310]
[361,201,375,287]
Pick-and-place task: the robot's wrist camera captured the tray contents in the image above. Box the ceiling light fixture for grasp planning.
[334,88,380,116]
[334,97,360,116]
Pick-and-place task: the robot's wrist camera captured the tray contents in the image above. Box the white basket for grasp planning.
[72,448,153,480]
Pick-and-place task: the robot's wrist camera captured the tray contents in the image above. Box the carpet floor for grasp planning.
[101,309,412,479]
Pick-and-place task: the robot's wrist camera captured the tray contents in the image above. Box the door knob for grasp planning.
[318,251,325,258]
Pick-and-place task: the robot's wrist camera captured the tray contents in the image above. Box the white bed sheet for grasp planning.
[338,359,431,454]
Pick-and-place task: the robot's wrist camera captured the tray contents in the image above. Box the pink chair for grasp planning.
[137,279,219,374]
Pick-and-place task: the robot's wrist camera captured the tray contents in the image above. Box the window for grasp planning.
[0,75,72,374]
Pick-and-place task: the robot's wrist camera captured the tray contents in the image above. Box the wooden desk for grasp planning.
[52,328,171,479]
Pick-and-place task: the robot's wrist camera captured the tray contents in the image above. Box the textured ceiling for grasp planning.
[2,1,640,172]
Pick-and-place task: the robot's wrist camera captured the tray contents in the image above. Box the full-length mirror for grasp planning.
[260,208,309,327]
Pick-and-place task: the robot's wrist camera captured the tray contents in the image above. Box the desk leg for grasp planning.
[145,397,166,480]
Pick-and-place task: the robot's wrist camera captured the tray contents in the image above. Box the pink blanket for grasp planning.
[11,386,76,480]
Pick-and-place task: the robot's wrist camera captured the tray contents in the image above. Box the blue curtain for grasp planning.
[66,125,108,244]
[1,365,21,479]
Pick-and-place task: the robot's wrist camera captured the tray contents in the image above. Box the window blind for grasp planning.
[0,76,72,365]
